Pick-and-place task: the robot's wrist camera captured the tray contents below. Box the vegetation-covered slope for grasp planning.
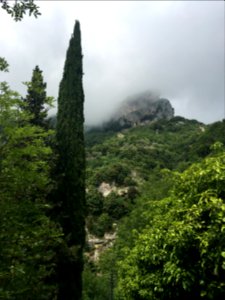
[85,117,225,234]
[83,117,225,300]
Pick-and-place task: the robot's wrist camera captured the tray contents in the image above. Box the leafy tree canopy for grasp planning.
[0,0,40,21]
[116,143,225,299]
[0,81,63,299]
[0,57,9,72]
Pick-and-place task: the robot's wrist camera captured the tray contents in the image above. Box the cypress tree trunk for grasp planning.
[56,20,85,300]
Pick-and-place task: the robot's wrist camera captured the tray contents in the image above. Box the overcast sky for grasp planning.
[0,1,224,125]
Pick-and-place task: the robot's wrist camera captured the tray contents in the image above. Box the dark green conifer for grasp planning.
[56,20,85,300]
[24,65,48,127]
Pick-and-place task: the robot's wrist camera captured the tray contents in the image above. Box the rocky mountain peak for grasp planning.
[103,91,174,131]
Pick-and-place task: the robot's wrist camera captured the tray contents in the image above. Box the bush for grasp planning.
[103,192,130,220]
[86,189,103,216]
[87,214,113,238]
[93,163,130,186]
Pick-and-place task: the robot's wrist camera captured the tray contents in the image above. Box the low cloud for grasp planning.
[0,1,224,125]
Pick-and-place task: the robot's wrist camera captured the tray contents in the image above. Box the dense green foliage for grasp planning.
[0,82,63,299]
[85,117,225,238]
[82,262,109,300]
[0,6,63,296]
[24,65,53,128]
[86,117,205,183]
[56,20,85,300]
[116,144,225,299]
[84,117,225,299]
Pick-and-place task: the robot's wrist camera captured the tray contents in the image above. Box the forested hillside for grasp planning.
[85,117,225,235]
[83,117,225,300]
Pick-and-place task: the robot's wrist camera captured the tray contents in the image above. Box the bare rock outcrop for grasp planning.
[103,91,174,131]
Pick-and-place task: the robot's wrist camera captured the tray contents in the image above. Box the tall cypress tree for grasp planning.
[56,20,85,300]
[24,65,49,127]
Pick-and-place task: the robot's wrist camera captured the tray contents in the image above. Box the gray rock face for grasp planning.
[105,91,174,130]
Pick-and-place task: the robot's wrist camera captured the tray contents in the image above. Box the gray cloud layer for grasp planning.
[0,1,224,125]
